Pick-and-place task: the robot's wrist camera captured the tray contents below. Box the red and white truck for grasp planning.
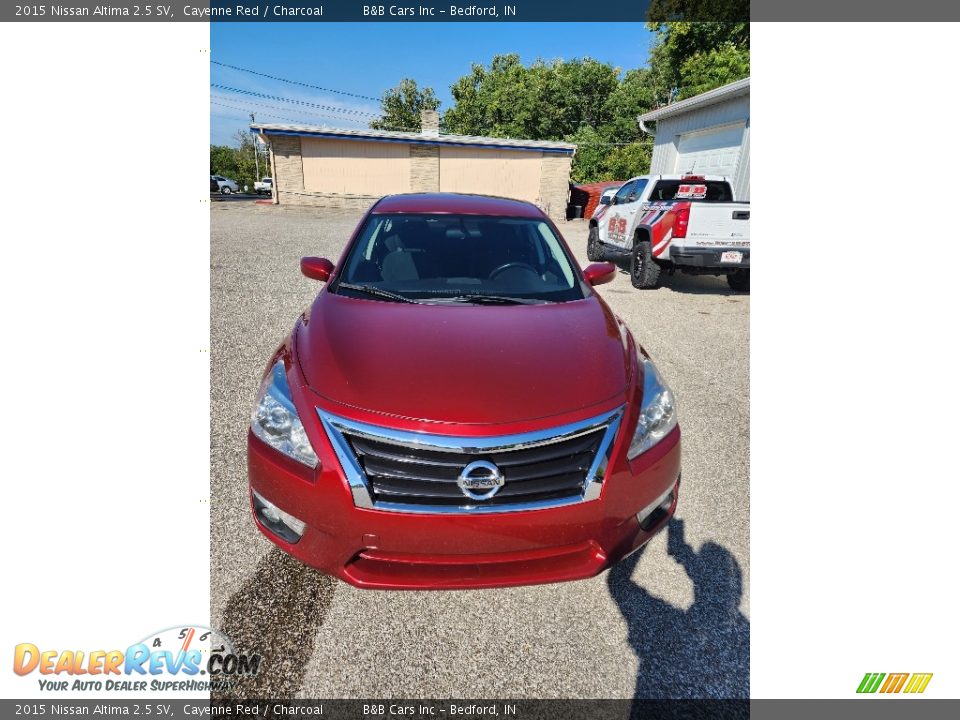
[587,174,750,291]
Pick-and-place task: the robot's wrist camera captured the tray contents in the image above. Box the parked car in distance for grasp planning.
[254,177,273,195]
[210,176,220,193]
[211,175,239,194]
[247,193,681,590]
[588,174,750,292]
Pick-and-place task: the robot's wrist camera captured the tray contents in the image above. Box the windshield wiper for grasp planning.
[439,294,542,305]
[336,282,420,304]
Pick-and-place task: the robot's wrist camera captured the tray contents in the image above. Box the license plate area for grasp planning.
[721,251,743,264]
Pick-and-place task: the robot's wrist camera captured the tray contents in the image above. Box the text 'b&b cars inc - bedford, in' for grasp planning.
[588,174,751,292]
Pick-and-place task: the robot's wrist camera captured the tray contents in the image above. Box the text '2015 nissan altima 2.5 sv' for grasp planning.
[247,193,681,590]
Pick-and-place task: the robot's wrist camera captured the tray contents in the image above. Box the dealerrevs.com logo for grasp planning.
[857,672,933,694]
[13,625,260,693]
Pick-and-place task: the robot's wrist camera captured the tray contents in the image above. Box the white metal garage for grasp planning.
[639,77,750,201]
[674,122,745,177]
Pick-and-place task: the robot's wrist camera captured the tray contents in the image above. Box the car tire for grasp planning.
[727,269,750,292]
[221,186,232,195]
[630,239,660,289]
[587,225,605,262]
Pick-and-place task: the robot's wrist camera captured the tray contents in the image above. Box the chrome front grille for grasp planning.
[318,408,623,514]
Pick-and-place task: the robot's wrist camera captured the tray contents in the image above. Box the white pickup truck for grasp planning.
[254,177,273,195]
[587,174,750,291]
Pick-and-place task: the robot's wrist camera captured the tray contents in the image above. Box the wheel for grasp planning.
[587,225,605,261]
[727,269,750,292]
[221,185,232,195]
[630,239,661,289]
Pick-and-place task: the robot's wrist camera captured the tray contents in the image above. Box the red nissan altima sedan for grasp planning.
[247,193,681,590]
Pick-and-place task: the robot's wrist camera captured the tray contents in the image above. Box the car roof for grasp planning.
[372,193,545,218]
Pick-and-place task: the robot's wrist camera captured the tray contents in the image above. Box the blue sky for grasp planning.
[211,23,655,145]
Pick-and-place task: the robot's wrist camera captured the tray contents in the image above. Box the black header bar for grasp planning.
[6,0,960,22]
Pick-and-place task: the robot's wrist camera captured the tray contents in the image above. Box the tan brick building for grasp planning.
[252,111,576,220]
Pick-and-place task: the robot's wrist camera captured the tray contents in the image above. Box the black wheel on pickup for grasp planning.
[727,269,750,292]
[587,225,605,261]
[630,238,661,289]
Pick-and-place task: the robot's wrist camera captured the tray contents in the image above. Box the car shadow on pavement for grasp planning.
[612,265,747,296]
[607,518,749,704]
[214,548,337,699]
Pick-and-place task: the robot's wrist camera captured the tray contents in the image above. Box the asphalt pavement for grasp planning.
[210,202,750,699]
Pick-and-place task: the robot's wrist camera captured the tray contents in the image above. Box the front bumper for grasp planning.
[247,415,682,590]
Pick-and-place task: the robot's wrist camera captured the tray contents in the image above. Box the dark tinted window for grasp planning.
[335,214,585,304]
[648,180,733,202]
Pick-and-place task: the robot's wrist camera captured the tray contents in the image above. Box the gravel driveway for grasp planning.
[210,202,749,699]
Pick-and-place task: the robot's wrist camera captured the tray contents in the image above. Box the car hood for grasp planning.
[294,292,632,425]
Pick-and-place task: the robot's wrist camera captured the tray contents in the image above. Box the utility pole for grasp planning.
[250,113,259,181]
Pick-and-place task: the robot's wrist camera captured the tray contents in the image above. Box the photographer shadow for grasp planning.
[214,548,337,699]
[607,518,749,703]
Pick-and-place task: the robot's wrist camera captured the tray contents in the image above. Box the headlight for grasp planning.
[250,361,318,468]
[627,354,678,459]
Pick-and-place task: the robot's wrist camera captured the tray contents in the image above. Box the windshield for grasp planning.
[333,213,585,304]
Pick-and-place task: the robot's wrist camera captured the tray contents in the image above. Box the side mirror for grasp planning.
[599,195,612,206]
[583,262,616,287]
[301,257,334,282]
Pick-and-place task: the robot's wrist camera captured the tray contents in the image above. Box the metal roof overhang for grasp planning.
[638,77,750,123]
[252,124,577,155]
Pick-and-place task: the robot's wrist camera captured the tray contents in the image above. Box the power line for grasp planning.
[212,100,374,128]
[212,84,381,118]
[211,94,375,125]
[210,100,419,135]
[211,60,382,103]
[210,101,310,127]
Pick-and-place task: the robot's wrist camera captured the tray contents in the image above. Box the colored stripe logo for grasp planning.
[857,672,932,694]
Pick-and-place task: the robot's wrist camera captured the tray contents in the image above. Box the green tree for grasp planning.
[443,53,669,183]
[600,67,658,144]
[370,78,441,132]
[210,145,239,178]
[604,140,653,180]
[646,20,750,102]
[209,130,264,191]
[443,54,621,141]
[444,55,536,138]
[566,126,611,184]
[677,42,750,99]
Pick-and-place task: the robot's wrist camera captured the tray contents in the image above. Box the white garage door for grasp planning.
[675,123,744,178]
